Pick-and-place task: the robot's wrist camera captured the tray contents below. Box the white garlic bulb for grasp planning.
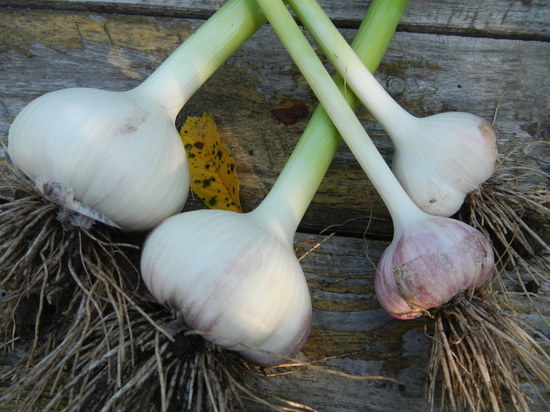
[9,88,188,231]
[140,209,312,365]
[391,112,498,216]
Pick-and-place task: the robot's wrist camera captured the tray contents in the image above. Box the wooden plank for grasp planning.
[3,0,549,39]
[1,8,548,237]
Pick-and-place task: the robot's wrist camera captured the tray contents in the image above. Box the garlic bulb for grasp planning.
[141,209,312,365]
[390,112,498,216]
[286,0,499,217]
[9,88,187,231]
[375,214,494,320]
[7,0,266,231]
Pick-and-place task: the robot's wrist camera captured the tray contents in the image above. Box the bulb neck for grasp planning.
[133,0,265,121]
[351,137,426,231]
[252,108,341,242]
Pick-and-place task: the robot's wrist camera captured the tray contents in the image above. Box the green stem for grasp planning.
[133,0,266,121]
[288,0,415,143]
[253,0,411,237]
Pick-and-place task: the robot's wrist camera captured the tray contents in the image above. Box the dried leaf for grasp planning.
[271,98,308,125]
[180,113,241,212]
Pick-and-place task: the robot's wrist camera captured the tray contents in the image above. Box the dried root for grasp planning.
[427,293,550,412]
[1,302,312,411]
[0,163,152,363]
[438,143,550,410]
[461,153,549,295]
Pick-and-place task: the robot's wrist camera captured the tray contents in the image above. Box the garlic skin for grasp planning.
[8,88,188,231]
[391,112,498,217]
[140,209,312,365]
[375,215,494,320]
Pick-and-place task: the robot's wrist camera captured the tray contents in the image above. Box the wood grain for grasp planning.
[3,0,549,39]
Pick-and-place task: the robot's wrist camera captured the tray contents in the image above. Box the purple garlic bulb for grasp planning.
[375,215,494,319]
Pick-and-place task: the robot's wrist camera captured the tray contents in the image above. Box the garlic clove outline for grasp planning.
[375,214,494,320]
[391,112,499,217]
[140,209,312,365]
[8,88,189,231]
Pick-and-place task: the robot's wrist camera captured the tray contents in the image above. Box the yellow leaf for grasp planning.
[180,113,242,213]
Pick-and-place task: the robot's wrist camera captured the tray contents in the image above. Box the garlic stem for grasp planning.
[254,0,409,237]
[254,0,421,228]
[287,0,416,142]
[133,0,266,121]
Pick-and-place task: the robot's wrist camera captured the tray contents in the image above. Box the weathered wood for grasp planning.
[3,0,549,40]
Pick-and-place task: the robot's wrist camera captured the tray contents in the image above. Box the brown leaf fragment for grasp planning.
[270,98,308,125]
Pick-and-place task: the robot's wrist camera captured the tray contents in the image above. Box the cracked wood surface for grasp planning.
[0,1,549,411]
[1,0,548,39]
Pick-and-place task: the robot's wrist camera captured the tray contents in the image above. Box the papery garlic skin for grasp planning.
[140,209,312,365]
[375,215,494,320]
[391,112,498,217]
[8,88,188,231]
